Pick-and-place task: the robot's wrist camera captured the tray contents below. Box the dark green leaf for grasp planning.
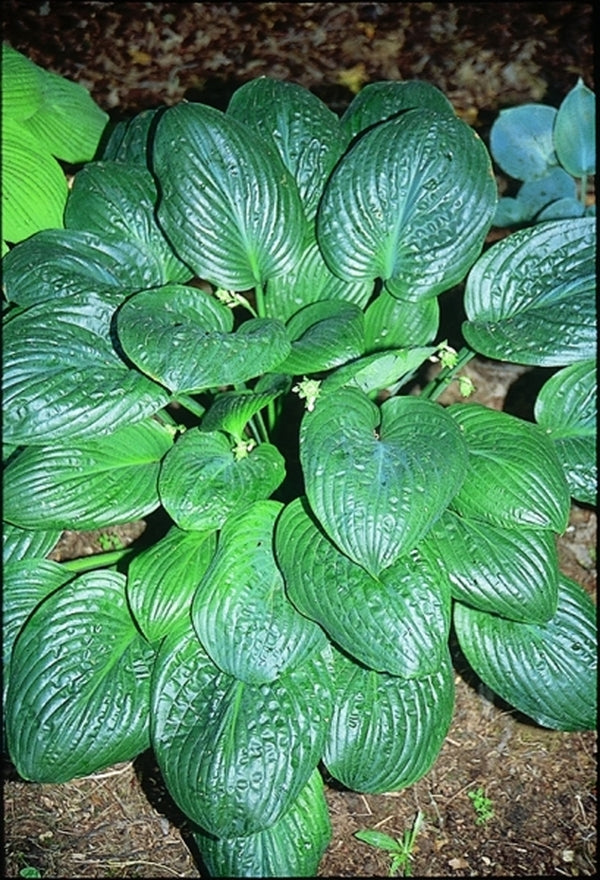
[3,419,173,530]
[276,498,451,678]
[158,429,285,531]
[280,300,365,375]
[99,107,164,165]
[153,102,308,288]
[300,388,468,574]
[317,108,496,301]
[5,571,155,781]
[453,574,597,731]
[462,218,596,366]
[322,348,436,396]
[340,80,455,142]
[447,403,571,532]
[324,646,454,792]
[364,289,439,351]
[201,374,291,442]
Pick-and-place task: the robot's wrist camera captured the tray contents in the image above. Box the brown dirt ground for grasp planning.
[2,3,596,877]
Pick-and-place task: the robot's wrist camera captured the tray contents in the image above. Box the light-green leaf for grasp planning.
[447,403,570,532]
[453,574,597,731]
[153,102,308,289]
[317,108,496,301]
[5,571,155,781]
[462,217,596,366]
[3,522,62,564]
[300,388,468,574]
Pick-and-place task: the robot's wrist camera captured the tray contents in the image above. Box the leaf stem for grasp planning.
[60,547,136,572]
[254,283,266,318]
[171,394,206,420]
[420,346,477,401]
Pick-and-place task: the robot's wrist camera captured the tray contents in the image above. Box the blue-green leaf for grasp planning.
[280,300,365,375]
[553,78,595,178]
[490,104,558,180]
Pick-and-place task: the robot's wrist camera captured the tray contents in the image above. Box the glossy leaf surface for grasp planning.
[447,403,570,532]
[151,624,332,837]
[323,646,454,792]
[300,388,468,574]
[454,574,597,731]
[280,300,365,375]
[5,571,155,781]
[2,523,62,564]
[276,498,451,678]
[553,78,596,177]
[201,374,291,443]
[462,218,596,365]
[364,289,439,351]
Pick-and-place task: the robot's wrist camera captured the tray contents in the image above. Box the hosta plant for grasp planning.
[2,76,597,877]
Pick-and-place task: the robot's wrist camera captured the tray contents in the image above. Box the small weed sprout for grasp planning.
[355,810,424,877]
[468,786,495,825]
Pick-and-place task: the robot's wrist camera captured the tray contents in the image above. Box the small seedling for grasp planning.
[468,787,495,825]
[97,532,125,552]
[355,810,424,877]
[19,867,42,878]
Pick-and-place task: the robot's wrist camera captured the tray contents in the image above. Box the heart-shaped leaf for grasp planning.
[193,767,331,878]
[126,525,216,644]
[192,501,327,683]
[421,509,558,623]
[3,292,169,445]
[489,104,558,180]
[447,403,571,532]
[5,571,155,781]
[462,217,596,366]
[317,108,496,301]
[453,574,597,731]
[300,387,468,574]
[117,285,290,393]
[3,419,173,530]
[226,77,347,221]
[276,498,451,678]
[280,300,365,375]
[201,374,291,443]
[534,359,597,505]
[158,428,285,531]
[364,289,439,351]
[151,622,332,837]
[323,645,454,792]
[153,102,308,289]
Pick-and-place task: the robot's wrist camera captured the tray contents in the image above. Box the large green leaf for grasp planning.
[117,285,290,393]
[454,574,597,731]
[153,102,308,289]
[2,292,170,445]
[158,429,285,531]
[201,374,291,443]
[151,623,332,837]
[462,218,596,366]
[489,104,558,180]
[65,161,192,282]
[265,237,373,323]
[340,79,455,142]
[364,289,439,351]
[3,522,62,564]
[5,571,155,781]
[100,107,164,165]
[3,419,173,530]
[2,228,170,308]
[226,77,347,222]
[317,108,496,301]
[300,388,468,574]
[421,510,558,623]
[279,300,365,375]
[447,403,571,532]
[322,348,437,397]
[126,525,217,644]
[276,498,451,678]
[323,646,454,793]
[534,359,597,505]
[194,767,331,878]
[192,501,327,684]
[553,78,596,178]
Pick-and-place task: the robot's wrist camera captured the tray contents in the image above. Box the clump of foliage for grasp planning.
[2,73,596,877]
[490,77,596,227]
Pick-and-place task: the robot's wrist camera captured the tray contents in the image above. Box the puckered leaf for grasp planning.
[276,498,451,678]
[153,102,308,289]
[127,526,216,644]
[117,285,290,393]
[201,374,291,443]
[158,429,285,531]
[151,623,332,837]
[317,108,496,301]
[3,292,170,446]
[421,510,559,623]
[279,300,365,375]
[323,646,454,792]
[226,77,347,221]
[534,359,597,505]
[194,767,331,878]
[300,387,468,574]
[5,571,155,781]
[447,403,571,532]
[462,218,596,366]
[3,419,173,530]
[192,501,327,684]
[364,289,439,351]
[454,574,597,731]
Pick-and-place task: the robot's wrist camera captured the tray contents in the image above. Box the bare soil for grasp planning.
[2,3,596,877]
